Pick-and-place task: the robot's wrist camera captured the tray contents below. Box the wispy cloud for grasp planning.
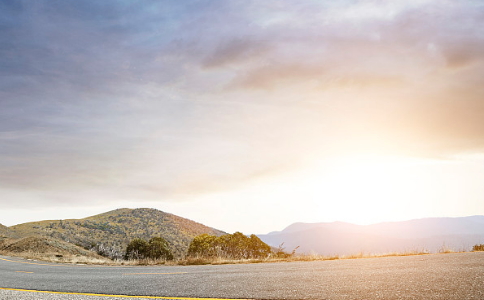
[1,0,483,211]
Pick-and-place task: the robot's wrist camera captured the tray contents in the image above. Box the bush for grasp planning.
[125,237,173,260]
[247,234,272,258]
[187,232,272,259]
[125,238,149,260]
[472,244,484,252]
[187,234,218,257]
[148,237,173,260]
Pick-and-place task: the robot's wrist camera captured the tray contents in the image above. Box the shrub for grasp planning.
[187,234,218,257]
[125,238,149,260]
[472,244,484,252]
[148,237,173,260]
[125,237,173,260]
[248,234,272,258]
[187,232,272,259]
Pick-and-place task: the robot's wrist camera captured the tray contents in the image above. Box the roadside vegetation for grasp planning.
[124,237,173,260]
[0,236,112,264]
[187,232,272,259]
[1,232,483,266]
[472,244,484,252]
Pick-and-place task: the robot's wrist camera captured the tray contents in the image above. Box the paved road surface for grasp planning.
[1,252,483,299]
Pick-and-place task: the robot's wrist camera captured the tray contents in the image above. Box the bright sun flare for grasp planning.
[300,155,437,225]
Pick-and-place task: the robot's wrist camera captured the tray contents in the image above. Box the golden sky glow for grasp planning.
[1,1,484,233]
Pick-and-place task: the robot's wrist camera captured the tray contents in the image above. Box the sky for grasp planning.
[1,0,484,234]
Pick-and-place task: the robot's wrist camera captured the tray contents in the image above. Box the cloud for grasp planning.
[202,38,271,69]
[1,0,484,210]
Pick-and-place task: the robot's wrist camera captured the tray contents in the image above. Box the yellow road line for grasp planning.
[0,287,250,300]
[123,272,187,275]
[15,271,34,274]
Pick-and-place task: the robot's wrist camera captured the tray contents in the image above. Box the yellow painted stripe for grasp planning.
[123,272,187,275]
[0,287,250,300]
[15,271,33,274]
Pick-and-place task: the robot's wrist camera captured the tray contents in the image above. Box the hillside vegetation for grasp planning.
[188,232,271,259]
[0,235,111,265]
[0,223,18,239]
[10,208,225,259]
[0,236,103,258]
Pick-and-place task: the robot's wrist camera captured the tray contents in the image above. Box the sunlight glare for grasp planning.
[304,155,434,225]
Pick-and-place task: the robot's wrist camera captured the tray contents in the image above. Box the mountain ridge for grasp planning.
[258,216,484,255]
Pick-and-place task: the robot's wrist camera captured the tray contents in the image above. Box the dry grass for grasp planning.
[259,249,431,263]
[0,250,113,265]
[0,236,109,265]
[0,246,466,266]
[162,249,433,266]
[174,256,270,266]
[472,244,484,252]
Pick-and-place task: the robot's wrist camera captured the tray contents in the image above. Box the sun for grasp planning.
[300,154,429,225]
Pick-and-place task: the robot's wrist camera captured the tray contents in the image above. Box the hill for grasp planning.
[0,223,9,236]
[10,208,225,259]
[258,216,484,255]
[0,236,104,260]
[0,223,18,239]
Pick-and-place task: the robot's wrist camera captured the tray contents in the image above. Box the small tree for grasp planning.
[248,234,271,258]
[124,237,174,260]
[187,232,272,259]
[187,234,218,257]
[148,237,173,260]
[217,232,249,259]
[125,238,149,260]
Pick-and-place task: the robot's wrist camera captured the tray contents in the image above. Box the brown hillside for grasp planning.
[0,223,18,238]
[0,236,102,259]
[11,208,225,259]
[0,223,9,236]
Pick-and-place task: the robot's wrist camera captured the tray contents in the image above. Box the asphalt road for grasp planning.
[1,252,483,300]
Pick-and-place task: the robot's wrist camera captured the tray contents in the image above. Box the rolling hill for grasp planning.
[0,236,104,260]
[0,223,18,239]
[9,208,225,259]
[0,223,9,236]
[258,216,484,255]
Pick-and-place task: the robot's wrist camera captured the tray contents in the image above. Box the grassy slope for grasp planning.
[10,208,225,258]
[0,223,9,236]
[1,236,102,257]
[0,235,110,264]
[0,223,19,239]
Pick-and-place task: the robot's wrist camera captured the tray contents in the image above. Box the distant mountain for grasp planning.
[258,216,484,255]
[9,208,225,258]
